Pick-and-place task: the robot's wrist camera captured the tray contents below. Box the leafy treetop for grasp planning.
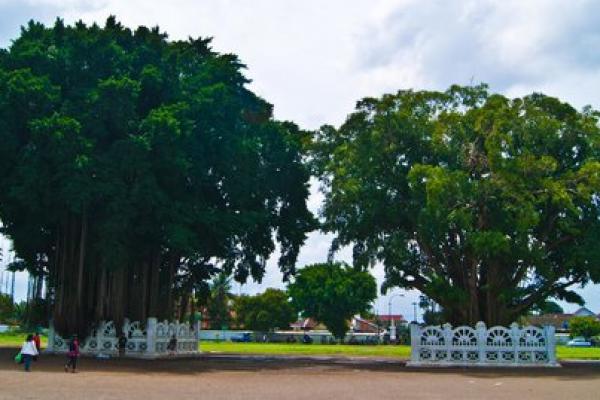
[311,85,600,325]
[288,262,377,339]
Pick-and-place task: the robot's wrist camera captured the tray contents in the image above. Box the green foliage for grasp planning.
[21,299,49,330]
[234,288,296,332]
[311,85,600,325]
[569,316,600,339]
[395,325,411,345]
[419,295,445,325]
[0,294,14,323]
[422,310,445,326]
[288,262,377,340]
[0,17,314,336]
[206,273,232,330]
[533,301,564,314]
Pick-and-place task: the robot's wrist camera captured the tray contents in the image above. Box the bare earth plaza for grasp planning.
[1,1,600,399]
[0,349,599,400]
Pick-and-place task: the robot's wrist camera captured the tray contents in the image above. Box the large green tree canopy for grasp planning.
[288,262,377,339]
[0,17,314,336]
[234,288,296,332]
[312,85,600,325]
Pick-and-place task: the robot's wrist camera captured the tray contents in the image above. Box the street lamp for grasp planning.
[388,293,404,341]
[412,302,418,323]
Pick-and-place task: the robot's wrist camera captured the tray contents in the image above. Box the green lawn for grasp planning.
[0,333,47,347]
[556,345,600,360]
[2,333,599,360]
[201,341,600,360]
[201,341,412,358]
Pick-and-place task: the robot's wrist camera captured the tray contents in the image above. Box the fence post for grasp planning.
[442,323,452,362]
[194,319,201,353]
[510,322,520,365]
[145,317,157,358]
[410,322,420,363]
[545,325,556,365]
[476,321,486,364]
[96,321,105,355]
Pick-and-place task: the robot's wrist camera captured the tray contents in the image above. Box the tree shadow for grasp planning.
[1,348,598,381]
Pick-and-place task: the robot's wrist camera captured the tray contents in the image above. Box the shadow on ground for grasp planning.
[1,347,598,381]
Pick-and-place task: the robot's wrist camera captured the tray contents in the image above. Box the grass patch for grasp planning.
[0,333,47,347]
[200,342,411,358]
[556,345,600,360]
[200,341,600,360]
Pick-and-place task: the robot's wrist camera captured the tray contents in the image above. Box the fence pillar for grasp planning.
[510,322,520,364]
[476,321,487,363]
[194,319,201,352]
[410,322,420,362]
[545,325,556,365]
[145,317,158,358]
[442,323,452,361]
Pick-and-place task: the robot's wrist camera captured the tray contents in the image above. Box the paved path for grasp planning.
[1,349,599,400]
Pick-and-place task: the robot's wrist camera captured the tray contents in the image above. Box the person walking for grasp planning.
[33,331,41,360]
[118,333,127,358]
[167,334,177,356]
[64,335,80,373]
[20,334,39,372]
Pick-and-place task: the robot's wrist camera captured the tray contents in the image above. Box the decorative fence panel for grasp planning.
[408,322,558,367]
[47,317,200,359]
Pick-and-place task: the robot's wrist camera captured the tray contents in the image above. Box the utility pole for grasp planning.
[10,271,15,302]
[412,302,418,322]
[9,253,15,302]
[0,247,3,295]
[387,293,404,341]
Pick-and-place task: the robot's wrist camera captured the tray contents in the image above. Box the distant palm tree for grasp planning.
[207,273,232,329]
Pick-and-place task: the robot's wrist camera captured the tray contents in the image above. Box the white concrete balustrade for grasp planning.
[46,318,200,358]
[408,322,558,367]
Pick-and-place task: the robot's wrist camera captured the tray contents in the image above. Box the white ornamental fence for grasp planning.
[408,322,558,367]
[46,318,200,358]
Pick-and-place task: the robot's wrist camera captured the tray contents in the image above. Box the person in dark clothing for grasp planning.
[302,333,313,344]
[118,333,127,357]
[64,335,79,373]
[167,334,177,355]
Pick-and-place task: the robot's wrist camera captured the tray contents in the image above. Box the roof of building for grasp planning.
[290,318,318,329]
[377,314,406,322]
[574,307,596,317]
[525,313,573,329]
[353,317,379,327]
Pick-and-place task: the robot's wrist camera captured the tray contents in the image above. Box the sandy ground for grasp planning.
[1,348,599,400]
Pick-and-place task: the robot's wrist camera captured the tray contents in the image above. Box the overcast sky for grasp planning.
[1,0,599,317]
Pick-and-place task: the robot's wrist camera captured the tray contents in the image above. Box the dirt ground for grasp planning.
[1,348,599,400]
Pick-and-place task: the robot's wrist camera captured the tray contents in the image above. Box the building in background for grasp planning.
[525,307,599,331]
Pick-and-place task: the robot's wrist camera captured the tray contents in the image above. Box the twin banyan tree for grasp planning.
[2,18,600,334]
[0,18,314,336]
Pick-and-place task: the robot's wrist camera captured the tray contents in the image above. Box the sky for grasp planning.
[0,0,599,318]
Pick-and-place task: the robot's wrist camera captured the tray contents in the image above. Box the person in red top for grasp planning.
[64,335,80,373]
[33,332,41,353]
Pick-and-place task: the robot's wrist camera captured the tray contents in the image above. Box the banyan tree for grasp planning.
[0,17,314,336]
